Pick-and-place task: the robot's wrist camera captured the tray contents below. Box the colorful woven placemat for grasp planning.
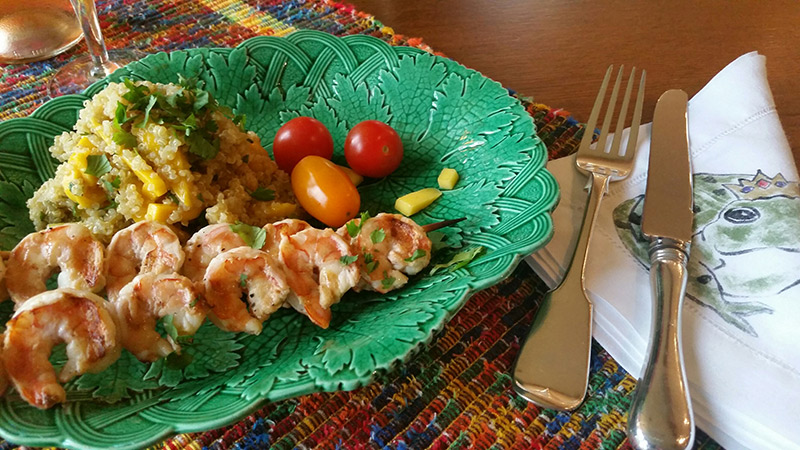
[0,1,722,449]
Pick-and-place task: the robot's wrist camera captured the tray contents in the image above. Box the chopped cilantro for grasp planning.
[162,314,179,341]
[381,272,396,289]
[364,253,378,273]
[113,77,225,160]
[101,175,121,193]
[166,192,181,204]
[370,228,386,244]
[249,187,275,201]
[137,95,158,128]
[102,200,118,211]
[196,193,205,203]
[428,231,448,252]
[229,222,266,249]
[340,255,358,265]
[85,154,111,178]
[239,273,247,288]
[186,132,218,159]
[360,211,371,223]
[181,113,198,133]
[112,130,137,148]
[404,249,427,263]
[430,246,485,275]
[122,78,149,104]
[115,102,130,125]
[345,220,360,238]
[189,297,199,308]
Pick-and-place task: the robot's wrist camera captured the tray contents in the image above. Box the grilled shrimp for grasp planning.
[106,221,185,301]
[0,333,7,396]
[111,272,205,362]
[338,213,431,293]
[262,219,311,258]
[2,288,120,409]
[6,224,105,304]
[183,224,247,285]
[279,228,359,329]
[0,256,7,302]
[203,247,290,334]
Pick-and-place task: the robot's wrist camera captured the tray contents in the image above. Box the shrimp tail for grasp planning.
[304,298,332,329]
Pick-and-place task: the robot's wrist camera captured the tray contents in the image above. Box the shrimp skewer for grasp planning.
[183,224,248,286]
[203,247,290,334]
[2,288,120,409]
[278,228,359,328]
[0,333,7,396]
[0,256,7,302]
[338,213,432,293]
[111,272,205,362]
[5,224,105,305]
[106,221,185,301]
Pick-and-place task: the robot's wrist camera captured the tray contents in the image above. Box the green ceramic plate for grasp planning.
[0,30,558,449]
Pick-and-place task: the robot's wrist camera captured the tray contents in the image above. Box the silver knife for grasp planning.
[627,89,695,450]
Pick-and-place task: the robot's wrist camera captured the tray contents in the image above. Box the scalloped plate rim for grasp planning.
[0,30,559,449]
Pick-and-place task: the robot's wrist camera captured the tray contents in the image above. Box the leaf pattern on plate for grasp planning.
[0,30,557,449]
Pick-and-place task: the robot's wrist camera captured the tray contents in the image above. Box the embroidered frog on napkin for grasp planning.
[613,170,800,336]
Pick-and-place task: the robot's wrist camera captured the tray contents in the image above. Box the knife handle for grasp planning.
[627,239,695,450]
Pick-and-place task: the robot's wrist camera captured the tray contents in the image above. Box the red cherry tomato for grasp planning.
[291,156,360,228]
[344,120,403,178]
[273,117,334,173]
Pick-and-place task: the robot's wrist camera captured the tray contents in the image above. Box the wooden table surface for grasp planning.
[349,0,800,167]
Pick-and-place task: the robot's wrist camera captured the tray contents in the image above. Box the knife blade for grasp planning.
[627,89,696,450]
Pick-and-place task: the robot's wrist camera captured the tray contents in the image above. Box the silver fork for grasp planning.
[512,65,645,410]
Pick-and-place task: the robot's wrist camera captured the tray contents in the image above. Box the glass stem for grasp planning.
[69,0,113,80]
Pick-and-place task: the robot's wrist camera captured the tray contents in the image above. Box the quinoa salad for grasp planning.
[28,79,299,242]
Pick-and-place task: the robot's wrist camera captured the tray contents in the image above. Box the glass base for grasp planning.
[47,49,143,97]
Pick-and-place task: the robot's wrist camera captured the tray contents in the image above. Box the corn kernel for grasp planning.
[145,203,178,222]
[437,168,459,190]
[395,188,442,216]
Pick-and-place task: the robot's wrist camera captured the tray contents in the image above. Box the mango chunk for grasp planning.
[121,152,168,200]
[145,203,178,222]
[395,188,442,216]
[437,168,459,190]
[338,165,364,186]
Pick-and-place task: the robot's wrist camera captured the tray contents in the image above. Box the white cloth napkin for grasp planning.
[526,52,800,450]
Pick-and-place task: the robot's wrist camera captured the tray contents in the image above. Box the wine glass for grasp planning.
[0,0,83,64]
[47,0,141,97]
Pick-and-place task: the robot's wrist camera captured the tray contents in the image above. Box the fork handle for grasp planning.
[512,172,609,411]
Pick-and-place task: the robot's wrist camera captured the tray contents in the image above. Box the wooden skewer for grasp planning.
[421,217,465,233]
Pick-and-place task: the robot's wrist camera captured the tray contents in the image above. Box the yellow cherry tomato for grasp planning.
[291,155,360,227]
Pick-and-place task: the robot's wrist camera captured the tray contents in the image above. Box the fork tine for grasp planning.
[624,70,647,159]
[577,65,613,153]
[595,65,625,153]
[609,67,637,157]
